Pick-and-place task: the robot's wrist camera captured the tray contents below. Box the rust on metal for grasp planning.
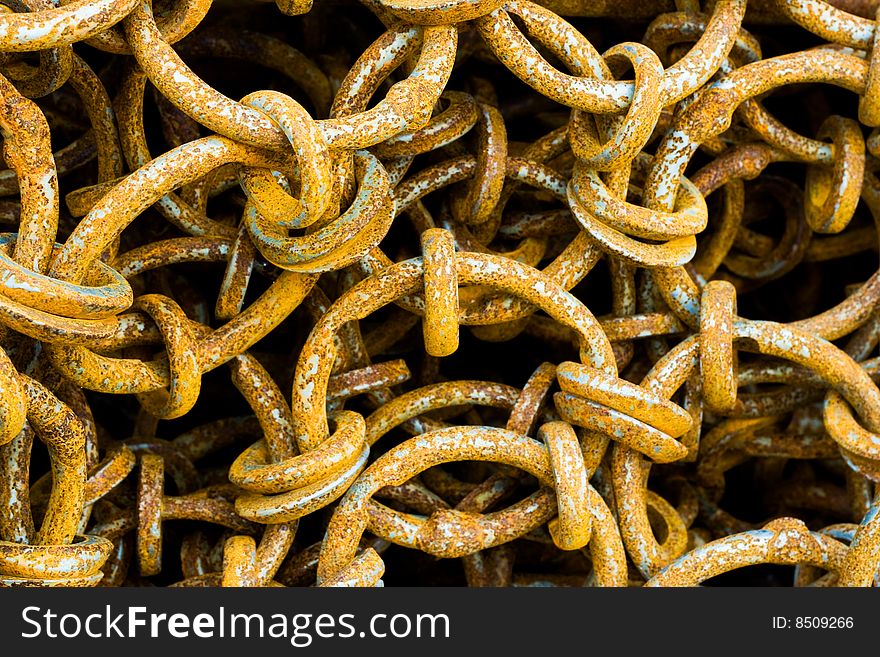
[0,0,876,588]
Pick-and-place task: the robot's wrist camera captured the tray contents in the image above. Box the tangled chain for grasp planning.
[0,0,878,588]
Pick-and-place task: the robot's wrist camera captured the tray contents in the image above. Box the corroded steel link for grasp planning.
[450,101,505,227]
[215,224,257,321]
[542,421,592,551]
[641,47,872,328]
[646,49,869,210]
[804,115,865,234]
[721,179,810,284]
[421,227,459,357]
[239,90,331,229]
[0,375,110,586]
[476,0,745,111]
[699,280,737,413]
[293,247,616,450]
[232,411,369,523]
[50,136,285,282]
[84,442,136,506]
[20,376,88,546]
[165,352,299,586]
[554,363,691,462]
[137,453,257,577]
[221,535,258,587]
[317,548,384,587]
[113,237,233,278]
[0,0,876,589]
[125,2,457,151]
[612,334,700,578]
[130,294,200,419]
[328,360,411,405]
[0,69,58,273]
[44,266,316,393]
[373,91,480,160]
[0,1,73,100]
[645,518,849,586]
[266,247,615,532]
[569,44,664,172]
[175,26,332,118]
[346,366,611,570]
[316,425,626,584]
[0,535,113,587]
[361,155,607,325]
[362,380,520,446]
[290,245,645,575]
[859,7,880,126]
[376,0,504,24]
[87,0,211,55]
[0,345,24,445]
[244,151,394,271]
[775,0,876,49]
[114,65,239,239]
[568,156,707,267]
[0,0,138,52]
[839,497,880,585]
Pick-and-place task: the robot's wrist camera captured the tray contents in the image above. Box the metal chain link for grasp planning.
[0,0,877,587]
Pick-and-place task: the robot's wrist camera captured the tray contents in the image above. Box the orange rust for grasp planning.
[0,0,875,590]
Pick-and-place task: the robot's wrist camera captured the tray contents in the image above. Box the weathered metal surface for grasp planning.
[0,0,875,588]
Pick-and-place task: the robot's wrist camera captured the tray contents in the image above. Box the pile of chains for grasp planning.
[0,0,879,588]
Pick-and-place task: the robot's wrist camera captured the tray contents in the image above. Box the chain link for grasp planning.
[0,0,876,587]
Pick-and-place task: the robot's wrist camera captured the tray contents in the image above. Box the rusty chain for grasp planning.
[0,0,877,587]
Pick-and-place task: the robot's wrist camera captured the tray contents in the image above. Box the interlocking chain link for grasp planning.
[0,0,877,587]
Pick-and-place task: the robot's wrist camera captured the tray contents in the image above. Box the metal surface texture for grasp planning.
[0,0,876,587]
